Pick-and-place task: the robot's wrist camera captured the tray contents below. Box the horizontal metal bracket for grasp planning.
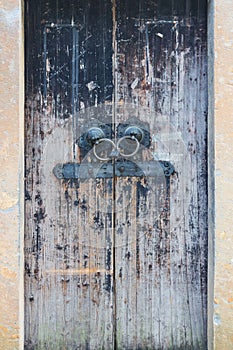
[53,160,175,180]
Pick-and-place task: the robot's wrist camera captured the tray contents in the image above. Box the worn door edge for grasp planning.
[207,0,214,349]
[19,1,214,349]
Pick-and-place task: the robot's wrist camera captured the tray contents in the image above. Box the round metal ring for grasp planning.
[93,138,116,161]
[116,136,140,158]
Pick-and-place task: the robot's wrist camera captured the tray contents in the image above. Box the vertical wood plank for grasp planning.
[114,0,208,348]
[25,1,114,348]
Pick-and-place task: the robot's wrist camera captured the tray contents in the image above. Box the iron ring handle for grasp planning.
[93,138,116,161]
[116,136,140,158]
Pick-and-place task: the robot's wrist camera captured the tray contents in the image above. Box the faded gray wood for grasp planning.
[25,1,208,349]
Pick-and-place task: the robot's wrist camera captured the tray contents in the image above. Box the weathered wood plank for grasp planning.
[25,1,114,348]
[114,0,208,348]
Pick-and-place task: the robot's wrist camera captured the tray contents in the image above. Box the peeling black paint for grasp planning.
[104,274,112,293]
[136,180,149,217]
[33,207,46,223]
[25,190,31,201]
[93,211,104,230]
[106,248,112,271]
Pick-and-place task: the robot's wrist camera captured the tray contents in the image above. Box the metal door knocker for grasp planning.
[53,119,175,180]
[93,138,116,161]
[93,134,140,161]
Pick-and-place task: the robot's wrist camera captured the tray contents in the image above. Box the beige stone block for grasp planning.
[0,1,23,349]
[214,0,233,348]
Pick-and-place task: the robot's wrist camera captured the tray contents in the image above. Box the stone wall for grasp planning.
[0,1,24,349]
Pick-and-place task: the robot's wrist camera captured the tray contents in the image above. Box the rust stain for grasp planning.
[46,268,113,275]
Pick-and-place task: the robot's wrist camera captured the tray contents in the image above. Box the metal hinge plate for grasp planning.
[53,160,174,180]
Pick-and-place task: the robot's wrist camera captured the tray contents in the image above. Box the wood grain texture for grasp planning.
[114,1,208,349]
[25,1,114,349]
[25,0,208,349]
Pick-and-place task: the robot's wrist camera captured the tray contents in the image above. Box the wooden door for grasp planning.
[25,1,208,349]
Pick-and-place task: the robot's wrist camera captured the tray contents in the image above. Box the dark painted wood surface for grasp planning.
[25,1,208,349]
